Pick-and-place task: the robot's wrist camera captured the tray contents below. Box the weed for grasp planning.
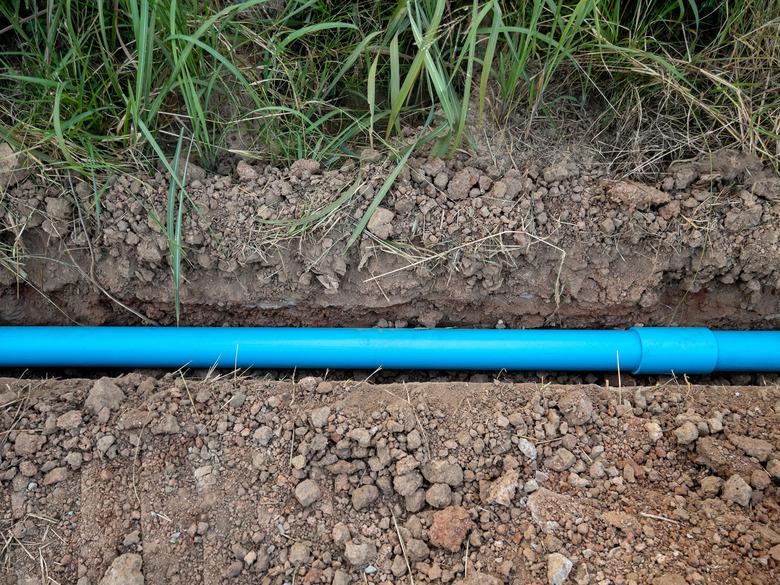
[0,0,777,214]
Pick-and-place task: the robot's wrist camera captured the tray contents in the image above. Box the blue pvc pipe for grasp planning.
[0,326,778,374]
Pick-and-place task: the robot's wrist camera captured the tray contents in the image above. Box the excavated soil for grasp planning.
[2,375,779,585]
[2,146,780,328]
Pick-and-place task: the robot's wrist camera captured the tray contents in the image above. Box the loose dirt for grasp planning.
[2,375,779,584]
[2,146,779,328]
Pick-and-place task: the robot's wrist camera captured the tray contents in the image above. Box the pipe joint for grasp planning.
[630,327,718,375]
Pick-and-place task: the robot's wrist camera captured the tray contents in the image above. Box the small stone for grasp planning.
[332,570,350,585]
[99,553,143,585]
[85,378,125,413]
[707,417,723,434]
[406,429,422,450]
[547,552,572,585]
[425,483,453,508]
[433,172,449,189]
[295,479,321,507]
[122,530,140,547]
[767,458,780,480]
[332,522,351,545]
[151,413,180,435]
[42,467,68,485]
[405,489,426,513]
[65,451,83,469]
[227,392,245,408]
[289,542,311,565]
[421,460,464,486]
[700,476,722,497]
[769,544,780,562]
[518,438,537,461]
[729,435,773,462]
[96,435,116,456]
[395,454,420,475]
[557,390,593,426]
[298,376,319,393]
[653,574,687,585]
[309,406,330,429]
[235,160,258,181]
[56,410,83,430]
[253,425,273,446]
[406,538,430,561]
[447,167,480,200]
[645,421,663,442]
[351,485,379,511]
[482,468,519,506]
[344,540,377,566]
[367,207,395,239]
[429,506,473,552]
[391,554,408,577]
[454,573,503,585]
[751,468,771,490]
[722,474,752,507]
[673,421,699,445]
[224,560,243,578]
[546,448,576,472]
[14,431,46,457]
[393,471,423,496]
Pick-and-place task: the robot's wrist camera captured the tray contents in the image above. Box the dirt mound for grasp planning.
[2,148,779,327]
[2,376,779,584]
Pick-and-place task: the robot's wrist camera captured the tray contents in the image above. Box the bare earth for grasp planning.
[2,375,779,584]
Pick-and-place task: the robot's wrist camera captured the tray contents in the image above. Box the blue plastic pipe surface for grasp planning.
[1,326,778,374]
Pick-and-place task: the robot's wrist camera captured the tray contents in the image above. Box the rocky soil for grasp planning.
[2,375,779,584]
[2,147,779,327]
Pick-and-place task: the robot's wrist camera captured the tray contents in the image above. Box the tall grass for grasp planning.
[0,0,777,187]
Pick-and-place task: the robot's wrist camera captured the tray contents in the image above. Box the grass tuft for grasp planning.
[0,0,777,208]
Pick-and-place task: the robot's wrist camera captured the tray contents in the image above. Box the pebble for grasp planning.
[547,552,573,585]
[13,431,46,457]
[517,438,537,461]
[393,471,423,496]
[729,434,773,461]
[673,421,699,445]
[289,542,311,564]
[546,448,576,472]
[294,479,321,507]
[429,506,472,552]
[351,485,379,510]
[421,460,464,486]
[98,553,143,585]
[425,483,453,508]
[344,540,377,566]
[645,421,663,442]
[309,406,330,428]
[482,468,519,506]
[85,378,126,413]
[56,410,83,430]
[557,389,593,425]
[722,474,752,507]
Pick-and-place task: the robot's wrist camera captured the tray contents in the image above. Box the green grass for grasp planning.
[0,0,778,199]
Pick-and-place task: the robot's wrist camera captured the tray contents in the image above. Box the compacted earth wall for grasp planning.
[2,148,779,329]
